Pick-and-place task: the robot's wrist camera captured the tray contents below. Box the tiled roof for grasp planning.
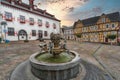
[106,12,120,22]
[82,16,100,26]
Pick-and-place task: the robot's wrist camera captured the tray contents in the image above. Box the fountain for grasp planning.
[30,33,80,80]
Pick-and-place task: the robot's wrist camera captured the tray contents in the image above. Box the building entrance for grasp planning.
[18,30,27,40]
[38,30,43,40]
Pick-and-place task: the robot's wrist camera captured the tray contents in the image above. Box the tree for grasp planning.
[75,33,82,38]
[107,34,117,45]
[74,33,82,42]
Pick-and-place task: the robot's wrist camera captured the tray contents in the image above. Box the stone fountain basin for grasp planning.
[29,51,80,80]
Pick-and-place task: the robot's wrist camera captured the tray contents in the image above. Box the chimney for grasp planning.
[29,0,34,9]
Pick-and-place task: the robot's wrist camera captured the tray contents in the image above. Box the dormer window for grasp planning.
[5,12,13,21]
[102,18,105,23]
[38,19,42,26]
[46,21,49,28]
[29,18,34,25]
[20,15,25,23]
[53,23,56,29]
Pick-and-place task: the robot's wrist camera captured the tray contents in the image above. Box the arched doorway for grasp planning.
[38,30,43,40]
[18,30,27,40]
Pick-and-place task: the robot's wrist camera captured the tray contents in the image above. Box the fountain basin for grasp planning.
[29,51,80,80]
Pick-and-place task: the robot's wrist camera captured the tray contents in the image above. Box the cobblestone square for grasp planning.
[0,41,120,80]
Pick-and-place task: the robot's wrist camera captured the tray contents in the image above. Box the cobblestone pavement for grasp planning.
[67,41,103,68]
[0,40,120,80]
[94,45,120,80]
[9,59,111,80]
[67,41,119,80]
[0,41,40,80]
[81,60,112,80]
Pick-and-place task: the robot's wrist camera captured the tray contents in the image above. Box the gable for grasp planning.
[76,20,83,28]
[97,12,120,24]
[97,15,110,24]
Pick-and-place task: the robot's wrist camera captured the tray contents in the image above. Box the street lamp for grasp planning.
[1,20,7,42]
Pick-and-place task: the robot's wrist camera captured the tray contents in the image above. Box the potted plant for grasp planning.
[106,34,116,45]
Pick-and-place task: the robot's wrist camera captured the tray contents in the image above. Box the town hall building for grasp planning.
[0,0,60,42]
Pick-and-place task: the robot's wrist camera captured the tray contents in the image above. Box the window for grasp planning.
[82,28,84,31]
[46,21,49,28]
[112,24,115,28]
[95,26,98,30]
[8,28,14,36]
[32,30,36,36]
[38,19,42,26]
[68,31,70,34]
[44,31,48,36]
[106,24,109,28]
[53,23,56,29]
[102,18,105,23]
[5,12,12,21]
[20,15,25,23]
[29,18,34,25]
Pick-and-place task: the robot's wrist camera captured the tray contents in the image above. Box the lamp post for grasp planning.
[1,20,7,42]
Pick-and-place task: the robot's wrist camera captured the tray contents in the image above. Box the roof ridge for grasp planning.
[81,12,119,21]
[81,16,100,21]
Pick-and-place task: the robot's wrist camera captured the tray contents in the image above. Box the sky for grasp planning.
[23,0,120,27]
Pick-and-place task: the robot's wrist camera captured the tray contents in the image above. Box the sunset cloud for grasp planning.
[35,0,88,26]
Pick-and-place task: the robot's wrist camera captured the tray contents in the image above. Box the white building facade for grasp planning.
[0,0,60,41]
[0,13,2,40]
[61,26,75,40]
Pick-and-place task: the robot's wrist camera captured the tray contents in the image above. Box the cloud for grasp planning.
[36,0,89,26]
[66,6,103,21]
